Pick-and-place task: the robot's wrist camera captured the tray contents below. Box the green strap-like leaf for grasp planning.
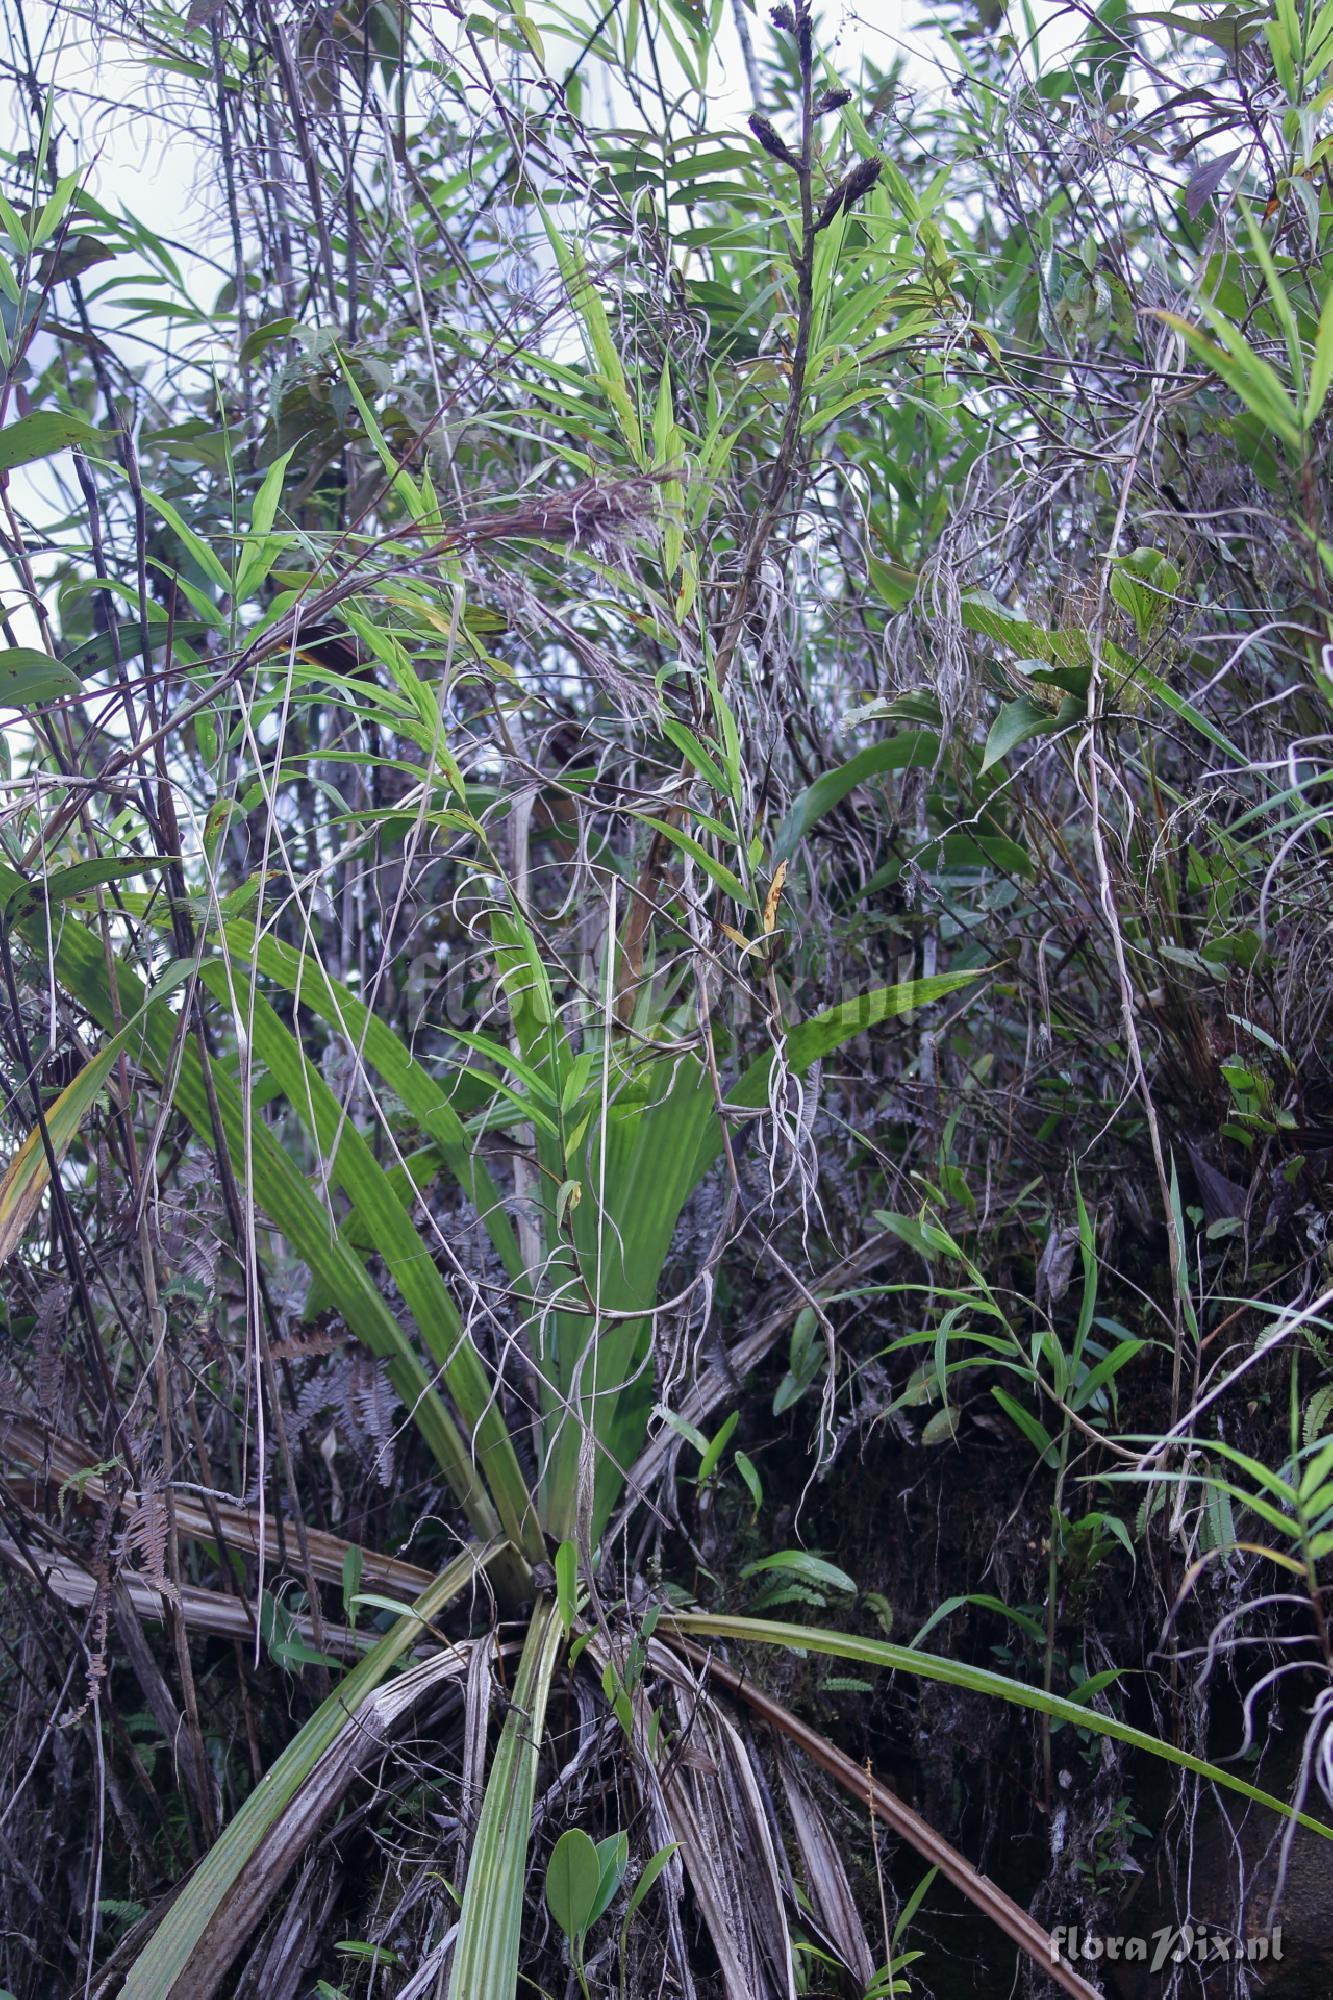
[546,975,987,1536]
[0,865,504,1549]
[127,913,524,1282]
[0,646,80,706]
[0,408,104,471]
[199,961,542,1563]
[447,1599,564,2000]
[669,1611,1333,1838]
[694,970,988,1182]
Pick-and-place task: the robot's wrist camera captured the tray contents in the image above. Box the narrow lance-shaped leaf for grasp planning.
[0,409,104,471]
[772,732,939,863]
[0,646,80,706]
[151,916,523,1281]
[697,972,989,1183]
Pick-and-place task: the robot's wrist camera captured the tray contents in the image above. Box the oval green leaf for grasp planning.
[545,1826,603,1943]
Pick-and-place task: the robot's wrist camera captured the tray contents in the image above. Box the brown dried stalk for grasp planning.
[667,1634,1104,2000]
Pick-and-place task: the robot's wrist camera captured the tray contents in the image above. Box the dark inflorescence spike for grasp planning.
[816,155,883,229]
[748,113,798,167]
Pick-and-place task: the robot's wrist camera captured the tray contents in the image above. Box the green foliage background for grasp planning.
[0,0,1331,1995]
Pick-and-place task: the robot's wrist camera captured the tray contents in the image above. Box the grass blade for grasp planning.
[206,921,523,1282]
[0,961,189,1258]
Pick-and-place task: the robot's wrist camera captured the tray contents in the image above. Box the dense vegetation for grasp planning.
[0,0,1331,1994]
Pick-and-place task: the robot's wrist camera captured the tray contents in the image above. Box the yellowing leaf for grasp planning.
[762,860,788,934]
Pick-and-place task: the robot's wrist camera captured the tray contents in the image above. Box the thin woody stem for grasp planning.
[619,9,820,1015]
